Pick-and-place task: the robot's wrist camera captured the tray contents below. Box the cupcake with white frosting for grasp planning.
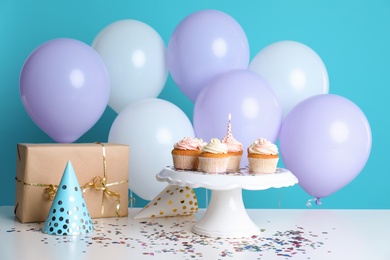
[198,138,229,173]
[247,138,279,174]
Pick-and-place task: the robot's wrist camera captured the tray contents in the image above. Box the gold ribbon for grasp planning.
[13,180,59,201]
[15,143,128,217]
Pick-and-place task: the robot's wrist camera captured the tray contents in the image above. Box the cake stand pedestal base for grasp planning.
[157,166,298,238]
[192,188,260,238]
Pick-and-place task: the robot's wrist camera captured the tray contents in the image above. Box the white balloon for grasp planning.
[249,41,329,119]
[108,98,195,200]
[93,20,168,113]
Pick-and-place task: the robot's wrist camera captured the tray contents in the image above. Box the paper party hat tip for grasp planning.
[42,161,94,236]
[134,185,198,219]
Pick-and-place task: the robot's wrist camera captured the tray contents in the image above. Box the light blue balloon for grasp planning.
[93,20,168,113]
[250,41,329,119]
[108,98,195,200]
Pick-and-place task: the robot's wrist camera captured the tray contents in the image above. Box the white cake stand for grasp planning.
[156,166,298,238]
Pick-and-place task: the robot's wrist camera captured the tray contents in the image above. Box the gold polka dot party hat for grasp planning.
[42,161,94,235]
[134,185,198,219]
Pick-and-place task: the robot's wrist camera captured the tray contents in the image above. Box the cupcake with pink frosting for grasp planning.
[172,137,206,170]
[247,138,279,174]
[221,114,243,172]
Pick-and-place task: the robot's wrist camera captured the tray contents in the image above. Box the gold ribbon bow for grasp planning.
[81,175,124,217]
[45,184,58,201]
[80,142,128,217]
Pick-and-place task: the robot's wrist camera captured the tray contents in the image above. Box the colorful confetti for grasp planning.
[1,216,331,259]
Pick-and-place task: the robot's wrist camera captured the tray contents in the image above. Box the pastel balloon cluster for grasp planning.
[165,10,371,202]
[19,19,193,201]
[19,9,372,202]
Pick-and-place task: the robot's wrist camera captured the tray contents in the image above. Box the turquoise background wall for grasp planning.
[1,0,389,209]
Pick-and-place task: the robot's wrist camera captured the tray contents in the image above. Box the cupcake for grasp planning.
[171,137,206,170]
[222,114,243,172]
[198,138,229,173]
[247,138,279,174]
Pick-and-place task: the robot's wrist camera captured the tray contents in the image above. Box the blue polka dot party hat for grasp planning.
[42,161,94,236]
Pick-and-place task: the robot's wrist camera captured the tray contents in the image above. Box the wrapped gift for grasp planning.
[15,143,129,223]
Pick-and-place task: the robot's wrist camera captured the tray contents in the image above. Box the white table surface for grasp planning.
[1,206,389,260]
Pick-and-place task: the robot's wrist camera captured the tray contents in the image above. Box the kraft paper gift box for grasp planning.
[14,143,129,223]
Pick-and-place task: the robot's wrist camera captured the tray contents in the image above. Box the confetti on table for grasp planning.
[1,217,332,259]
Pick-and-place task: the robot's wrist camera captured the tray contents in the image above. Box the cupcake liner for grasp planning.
[199,157,229,173]
[248,157,279,174]
[226,154,242,172]
[172,154,199,170]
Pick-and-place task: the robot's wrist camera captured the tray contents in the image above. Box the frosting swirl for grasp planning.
[248,138,278,155]
[222,136,243,152]
[174,137,206,150]
[202,138,228,154]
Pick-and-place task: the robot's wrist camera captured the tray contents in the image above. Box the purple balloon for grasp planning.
[167,9,250,102]
[279,94,372,199]
[20,38,110,143]
[193,69,282,166]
